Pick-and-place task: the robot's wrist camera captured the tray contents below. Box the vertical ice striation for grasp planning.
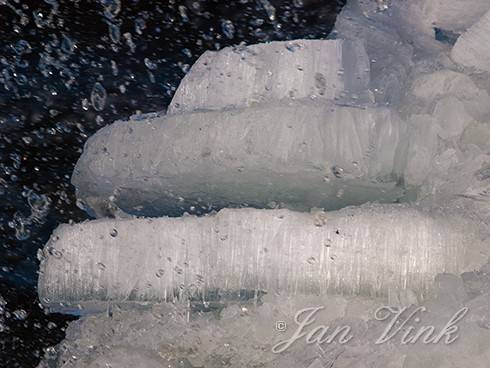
[38,205,486,311]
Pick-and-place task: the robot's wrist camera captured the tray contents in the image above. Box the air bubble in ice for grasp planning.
[48,247,63,259]
[376,0,391,12]
[476,165,490,181]
[155,269,165,278]
[285,42,301,52]
[90,82,107,112]
[332,166,344,178]
[315,73,327,96]
[307,257,317,265]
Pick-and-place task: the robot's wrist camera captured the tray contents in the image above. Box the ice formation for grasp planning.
[38,0,490,366]
[73,101,407,217]
[167,39,372,114]
[38,205,485,310]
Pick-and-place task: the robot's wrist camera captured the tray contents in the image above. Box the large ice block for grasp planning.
[38,205,486,310]
[72,101,408,217]
[409,70,490,121]
[452,10,490,73]
[167,39,372,114]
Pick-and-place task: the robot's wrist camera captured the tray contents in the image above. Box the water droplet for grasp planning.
[61,34,74,54]
[110,228,118,237]
[81,98,89,111]
[178,5,189,22]
[13,309,27,320]
[90,82,107,111]
[108,22,121,43]
[13,40,31,55]
[144,57,157,70]
[101,0,121,19]
[221,20,235,39]
[96,262,106,271]
[123,32,136,52]
[258,0,276,21]
[134,17,146,35]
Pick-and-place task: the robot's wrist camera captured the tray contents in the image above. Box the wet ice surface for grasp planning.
[33,0,490,367]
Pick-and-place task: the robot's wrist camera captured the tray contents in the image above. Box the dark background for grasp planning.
[0,0,345,366]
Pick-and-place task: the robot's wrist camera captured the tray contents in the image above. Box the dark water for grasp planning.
[0,0,344,366]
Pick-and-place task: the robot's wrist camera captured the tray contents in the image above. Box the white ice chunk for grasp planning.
[433,96,475,139]
[452,10,490,73]
[405,0,490,34]
[461,123,490,152]
[167,39,372,114]
[72,101,408,217]
[38,205,486,310]
[410,70,490,121]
